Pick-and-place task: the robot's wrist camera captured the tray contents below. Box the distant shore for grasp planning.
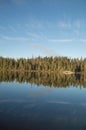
[0,56,86,74]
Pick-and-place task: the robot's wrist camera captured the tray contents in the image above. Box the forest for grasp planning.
[0,56,86,73]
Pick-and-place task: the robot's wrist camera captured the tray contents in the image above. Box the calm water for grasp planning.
[0,73,86,130]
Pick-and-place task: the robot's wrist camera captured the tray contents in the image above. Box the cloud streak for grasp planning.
[31,43,58,57]
[48,38,86,43]
[1,35,30,41]
[57,19,82,30]
[0,25,18,33]
[48,39,73,43]
[8,25,17,32]
[57,21,71,29]
[80,39,86,42]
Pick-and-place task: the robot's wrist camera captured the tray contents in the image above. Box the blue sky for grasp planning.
[0,0,86,58]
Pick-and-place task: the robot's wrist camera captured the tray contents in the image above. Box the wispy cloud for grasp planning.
[27,32,40,39]
[25,21,44,30]
[8,25,17,32]
[26,31,48,41]
[1,35,29,41]
[73,29,80,35]
[73,20,81,29]
[31,43,58,57]
[0,24,47,42]
[0,25,18,33]
[57,19,82,31]
[48,38,86,43]
[57,21,71,29]
[80,39,86,42]
[48,39,73,43]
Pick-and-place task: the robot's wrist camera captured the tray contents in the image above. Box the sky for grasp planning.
[0,0,86,58]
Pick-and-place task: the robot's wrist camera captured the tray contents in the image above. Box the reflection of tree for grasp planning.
[75,65,81,73]
[0,71,86,88]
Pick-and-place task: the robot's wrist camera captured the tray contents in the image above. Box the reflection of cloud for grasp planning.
[47,100,86,107]
[48,101,72,105]
[29,88,52,97]
[0,99,27,103]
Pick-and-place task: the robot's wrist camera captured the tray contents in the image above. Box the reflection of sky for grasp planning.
[0,82,86,105]
[0,82,86,129]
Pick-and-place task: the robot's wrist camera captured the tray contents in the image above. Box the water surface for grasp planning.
[0,73,86,130]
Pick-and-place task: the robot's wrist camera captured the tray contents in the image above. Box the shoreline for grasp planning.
[0,69,86,75]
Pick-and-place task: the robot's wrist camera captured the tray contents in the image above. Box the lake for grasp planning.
[0,72,86,130]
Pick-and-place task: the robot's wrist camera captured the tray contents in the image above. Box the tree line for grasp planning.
[0,56,86,72]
